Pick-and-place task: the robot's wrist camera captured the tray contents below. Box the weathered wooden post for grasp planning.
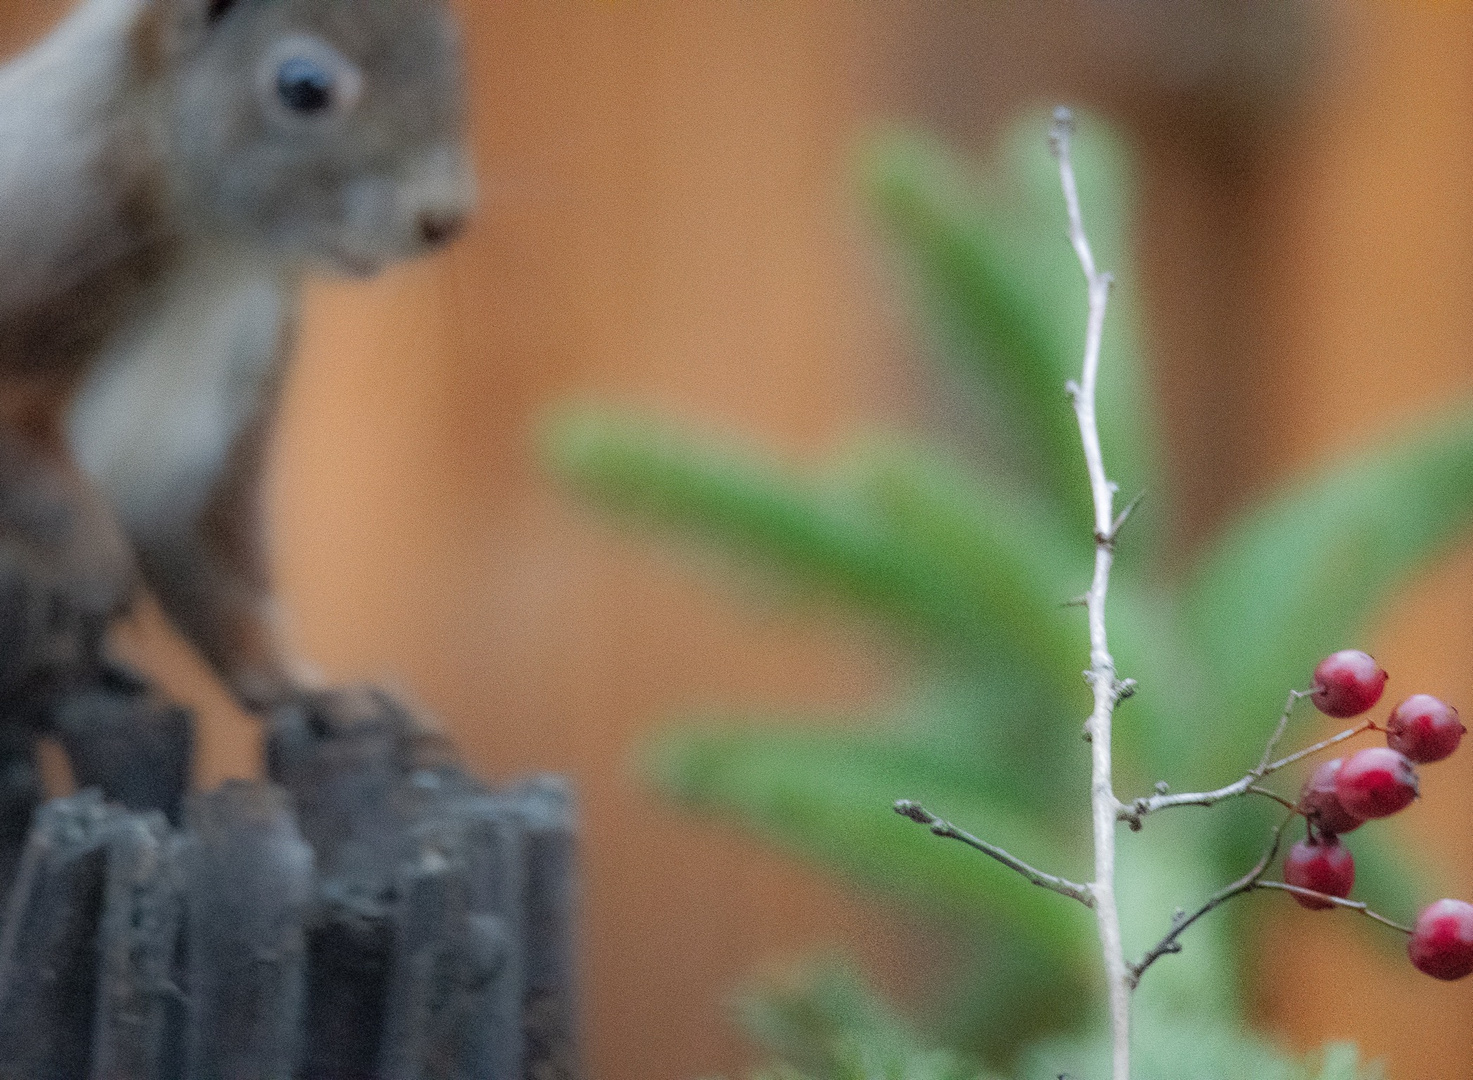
[0,680,580,1079]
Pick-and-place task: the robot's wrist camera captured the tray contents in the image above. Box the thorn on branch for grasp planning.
[1154,781,1170,795]
[1111,491,1145,538]
[1114,678,1137,702]
[1093,492,1143,551]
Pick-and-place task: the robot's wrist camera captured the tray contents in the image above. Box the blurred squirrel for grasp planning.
[0,0,473,714]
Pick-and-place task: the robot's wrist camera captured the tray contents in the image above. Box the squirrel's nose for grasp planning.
[418,210,466,249]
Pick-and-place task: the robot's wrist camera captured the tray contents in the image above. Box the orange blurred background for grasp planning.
[5,2,1473,1078]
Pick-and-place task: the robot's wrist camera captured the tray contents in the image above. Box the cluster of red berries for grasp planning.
[1285,650,1473,979]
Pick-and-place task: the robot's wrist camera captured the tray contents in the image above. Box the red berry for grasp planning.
[1298,758,1365,836]
[1335,747,1419,819]
[1409,899,1473,980]
[1386,694,1466,764]
[1283,836,1355,910]
[1311,650,1388,718]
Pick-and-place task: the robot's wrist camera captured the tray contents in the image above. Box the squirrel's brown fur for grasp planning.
[0,0,473,711]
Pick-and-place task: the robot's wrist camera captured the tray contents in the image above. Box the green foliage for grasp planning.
[546,415,1082,689]
[1186,405,1473,763]
[645,724,1093,967]
[861,125,1154,534]
[544,110,1468,1072]
[736,965,1000,1080]
[1016,1013,1385,1080]
[730,966,1382,1080]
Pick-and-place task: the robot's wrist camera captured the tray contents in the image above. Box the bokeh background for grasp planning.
[3,1,1473,1077]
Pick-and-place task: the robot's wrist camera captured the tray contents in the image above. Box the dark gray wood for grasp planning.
[0,682,581,1079]
[0,791,117,1079]
[0,722,40,903]
[267,688,411,876]
[301,904,393,1080]
[90,811,180,1080]
[51,687,194,825]
[505,777,580,1080]
[377,824,470,1080]
[181,781,313,1080]
[448,803,526,1080]
[272,688,449,1079]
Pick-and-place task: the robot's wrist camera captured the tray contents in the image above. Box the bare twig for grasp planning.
[1119,689,1376,826]
[1052,106,1131,1080]
[1128,814,1291,987]
[1254,881,1414,933]
[1244,785,1298,812]
[1129,813,1414,991]
[893,801,1094,907]
[1255,688,1311,772]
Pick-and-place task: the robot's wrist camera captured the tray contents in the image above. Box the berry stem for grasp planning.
[1053,108,1131,1080]
[1244,784,1298,812]
[891,801,1095,906]
[1264,719,1378,773]
[1254,881,1413,934]
[1129,813,1414,989]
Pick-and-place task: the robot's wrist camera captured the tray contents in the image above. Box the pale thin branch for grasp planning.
[1052,106,1131,1080]
[892,801,1094,908]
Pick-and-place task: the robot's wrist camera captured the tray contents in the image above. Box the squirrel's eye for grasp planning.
[259,35,363,124]
[276,57,335,114]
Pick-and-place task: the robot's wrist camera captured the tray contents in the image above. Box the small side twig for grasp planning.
[1245,785,1298,812]
[1129,813,1414,991]
[893,801,1094,908]
[1128,813,1292,988]
[1262,720,1378,773]
[1119,690,1377,827]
